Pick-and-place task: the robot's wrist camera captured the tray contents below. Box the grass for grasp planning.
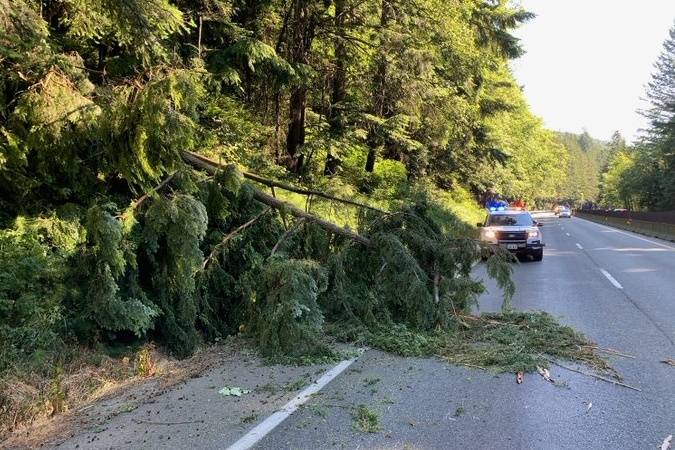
[352,404,380,433]
[363,377,380,386]
[241,413,258,424]
[284,378,307,392]
[0,342,229,442]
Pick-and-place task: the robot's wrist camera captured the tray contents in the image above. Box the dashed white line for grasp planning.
[227,357,358,450]
[600,269,623,290]
[576,243,583,250]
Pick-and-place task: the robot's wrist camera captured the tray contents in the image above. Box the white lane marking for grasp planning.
[581,218,675,250]
[600,269,623,289]
[227,357,357,450]
[576,243,583,250]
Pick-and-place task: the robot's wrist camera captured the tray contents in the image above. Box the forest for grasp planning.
[598,23,675,211]
[0,0,620,432]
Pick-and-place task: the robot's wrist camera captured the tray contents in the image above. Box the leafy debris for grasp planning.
[218,386,250,397]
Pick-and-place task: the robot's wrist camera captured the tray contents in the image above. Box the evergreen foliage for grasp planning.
[0,220,68,374]
[80,203,158,337]
[0,0,579,383]
[254,258,330,357]
[141,194,208,357]
[594,22,675,211]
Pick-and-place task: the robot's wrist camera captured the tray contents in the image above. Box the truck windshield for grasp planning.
[487,214,534,227]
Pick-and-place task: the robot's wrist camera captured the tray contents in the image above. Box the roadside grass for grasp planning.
[327,311,613,376]
[0,342,230,440]
[352,404,380,433]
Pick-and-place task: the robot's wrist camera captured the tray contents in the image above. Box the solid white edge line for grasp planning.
[227,357,358,450]
[576,243,583,250]
[600,268,623,290]
[580,217,675,250]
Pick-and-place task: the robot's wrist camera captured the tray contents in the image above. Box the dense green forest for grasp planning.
[598,23,675,210]
[1,0,613,427]
[556,130,610,206]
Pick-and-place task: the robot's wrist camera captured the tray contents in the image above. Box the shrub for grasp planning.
[0,218,70,375]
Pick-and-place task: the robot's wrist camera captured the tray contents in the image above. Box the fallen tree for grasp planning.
[183,151,372,246]
[183,152,388,214]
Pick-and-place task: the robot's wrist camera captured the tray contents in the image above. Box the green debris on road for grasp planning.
[352,405,381,433]
[219,386,251,397]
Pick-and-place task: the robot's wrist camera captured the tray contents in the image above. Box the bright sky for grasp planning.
[511,1,675,143]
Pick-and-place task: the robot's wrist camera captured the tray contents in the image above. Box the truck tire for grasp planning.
[531,249,543,261]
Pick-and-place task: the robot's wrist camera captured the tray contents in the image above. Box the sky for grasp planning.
[510,0,675,143]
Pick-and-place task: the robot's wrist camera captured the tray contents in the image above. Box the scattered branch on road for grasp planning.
[582,345,635,359]
[134,419,206,426]
[542,356,642,392]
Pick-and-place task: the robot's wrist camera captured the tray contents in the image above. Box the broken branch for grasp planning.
[133,172,177,211]
[202,207,272,270]
[184,152,372,246]
[183,151,387,214]
[543,356,642,392]
[270,218,306,256]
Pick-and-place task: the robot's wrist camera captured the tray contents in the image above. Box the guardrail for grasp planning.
[575,210,675,242]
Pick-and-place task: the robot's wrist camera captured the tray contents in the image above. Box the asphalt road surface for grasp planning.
[48,215,675,450]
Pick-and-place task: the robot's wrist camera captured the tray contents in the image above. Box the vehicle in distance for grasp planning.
[558,207,572,218]
[477,208,545,261]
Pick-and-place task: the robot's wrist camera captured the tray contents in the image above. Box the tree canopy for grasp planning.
[0,0,572,377]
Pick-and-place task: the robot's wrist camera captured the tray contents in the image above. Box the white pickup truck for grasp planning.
[477,208,545,261]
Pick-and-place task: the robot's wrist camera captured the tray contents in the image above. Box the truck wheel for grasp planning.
[531,249,543,262]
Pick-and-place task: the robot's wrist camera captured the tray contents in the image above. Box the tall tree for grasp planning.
[282,0,330,173]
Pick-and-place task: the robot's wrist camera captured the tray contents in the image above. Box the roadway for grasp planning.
[45,215,675,450]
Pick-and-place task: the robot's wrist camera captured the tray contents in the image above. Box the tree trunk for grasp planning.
[284,0,319,174]
[365,149,377,173]
[324,0,348,176]
[287,88,307,165]
[365,0,394,173]
[182,152,372,246]
[329,0,347,135]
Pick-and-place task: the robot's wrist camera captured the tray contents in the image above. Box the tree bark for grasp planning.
[287,88,307,166]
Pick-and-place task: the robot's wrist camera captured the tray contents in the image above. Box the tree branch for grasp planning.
[183,151,388,214]
[183,151,371,246]
[202,207,272,270]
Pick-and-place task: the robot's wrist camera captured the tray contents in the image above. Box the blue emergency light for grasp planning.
[487,200,508,211]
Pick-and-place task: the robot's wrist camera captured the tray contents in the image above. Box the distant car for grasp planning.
[478,208,545,261]
[559,207,572,218]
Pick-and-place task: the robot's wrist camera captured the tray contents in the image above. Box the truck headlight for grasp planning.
[528,230,539,238]
[484,230,496,239]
